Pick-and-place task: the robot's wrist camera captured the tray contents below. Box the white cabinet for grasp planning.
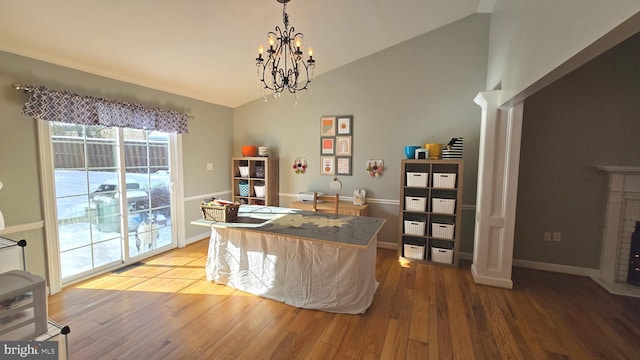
[399,160,463,266]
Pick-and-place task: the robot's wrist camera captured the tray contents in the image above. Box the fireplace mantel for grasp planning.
[595,165,640,297]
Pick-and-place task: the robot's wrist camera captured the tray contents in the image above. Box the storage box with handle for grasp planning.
[430,241,454,264]
[200,198,240,222]
[403,243,425,260]
[404,220,426,236]
[405,196,427,211]
[406,172,428,187]
[431,222,455,239]
[432,198,455,214]
[433,173,456,188]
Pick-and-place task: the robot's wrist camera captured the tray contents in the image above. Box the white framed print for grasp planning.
[321,156,335,175]
[336,157,352,175]
[337,116,352,135]
[336,136,352,156]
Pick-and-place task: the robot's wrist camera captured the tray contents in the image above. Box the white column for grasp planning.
[471,91,523,289]
[600,172,625,284]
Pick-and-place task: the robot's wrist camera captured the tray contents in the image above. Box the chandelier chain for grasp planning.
[283,3,288,28]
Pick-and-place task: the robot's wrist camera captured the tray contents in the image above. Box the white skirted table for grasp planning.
[192,205,386,314]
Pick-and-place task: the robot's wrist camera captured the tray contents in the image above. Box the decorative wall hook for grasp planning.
[293,157,307,174]
[366,159,384,178]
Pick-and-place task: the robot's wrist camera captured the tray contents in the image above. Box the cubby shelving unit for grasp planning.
[231,157,279,206]
[398,159,463,267]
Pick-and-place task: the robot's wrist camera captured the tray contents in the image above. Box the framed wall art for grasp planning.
[320,115,353,175]
[320,156,335,175]
[320,116,336,136]
[337,116,352,135]
[336,136,352,156]
[321,137,335,155]
[336,157,352,175]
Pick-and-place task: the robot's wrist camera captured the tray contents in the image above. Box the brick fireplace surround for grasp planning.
[594,166,640,297]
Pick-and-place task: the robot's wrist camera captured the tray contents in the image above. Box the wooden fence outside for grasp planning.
[53,140,168,171]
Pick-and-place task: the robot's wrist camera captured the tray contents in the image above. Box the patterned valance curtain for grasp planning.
[21,86,189,134]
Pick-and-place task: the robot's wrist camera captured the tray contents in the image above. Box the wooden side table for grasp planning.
[290,200,370,216]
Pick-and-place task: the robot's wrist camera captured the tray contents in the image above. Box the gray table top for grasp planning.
[192,205,386,248]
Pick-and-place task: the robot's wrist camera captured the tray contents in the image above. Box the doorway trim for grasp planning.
[471,91,523,288]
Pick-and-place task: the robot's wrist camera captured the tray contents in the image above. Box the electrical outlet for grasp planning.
[544,232,551,241]
[553,232,561,242]
[206,163,213,171]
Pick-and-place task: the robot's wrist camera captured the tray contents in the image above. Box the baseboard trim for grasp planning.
[471,264,514,289]
[377,241,397,250]
[512,258,600,277]
[186,232,210,246]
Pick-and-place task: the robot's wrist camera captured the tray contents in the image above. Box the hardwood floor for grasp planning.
[47,239,640,359]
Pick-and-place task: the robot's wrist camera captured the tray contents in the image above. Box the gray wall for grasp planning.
[1,5,634,280]
[0,51,233,280]
[515,31,640,269]
[234,14,490,249]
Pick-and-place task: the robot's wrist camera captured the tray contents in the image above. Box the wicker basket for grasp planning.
[200,203,240,222]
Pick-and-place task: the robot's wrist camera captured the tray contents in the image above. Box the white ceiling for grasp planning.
[0,0,494,108]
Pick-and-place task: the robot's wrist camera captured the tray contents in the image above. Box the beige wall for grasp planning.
[233,14,490,249]
[515,32,640,269]
[0,51,233,280]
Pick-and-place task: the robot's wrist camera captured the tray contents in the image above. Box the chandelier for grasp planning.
[256,0,315,98]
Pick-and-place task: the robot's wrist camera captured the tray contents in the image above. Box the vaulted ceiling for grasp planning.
[0,1,494,108]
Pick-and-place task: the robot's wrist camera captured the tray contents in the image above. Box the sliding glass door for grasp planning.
[51,123,174,283]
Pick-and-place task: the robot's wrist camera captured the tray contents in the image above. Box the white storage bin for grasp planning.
[433,173,456,188]
[431,247,454,264]
[0,270,48,340]
[254,185,265,198]
[405,197,427,212]
[0,237,24,274]
[404,244,425,260]
[431,223,455,239]
[404,220,426,236]
[406,172,428,187]
[432,198,455,214]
